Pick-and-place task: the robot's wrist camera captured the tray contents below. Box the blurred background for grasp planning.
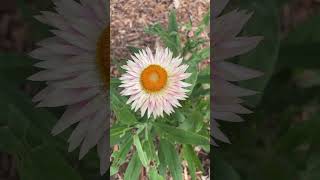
[0,1,105,180]
[215,0,320,180]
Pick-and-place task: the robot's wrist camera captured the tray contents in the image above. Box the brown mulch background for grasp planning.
[0,0,320,179]
[110,0,209,59]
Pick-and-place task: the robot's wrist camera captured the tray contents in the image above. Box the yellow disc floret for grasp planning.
[140,65,168,92]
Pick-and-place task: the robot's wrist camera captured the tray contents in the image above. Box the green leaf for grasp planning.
[158,139,167,177]
[179,110,204,132]
[172,109,186,123]
[154,122,209,145]
[159,138,182,180]
[192,111,204,132]
[117,108,138,124]
[168,10,178,33]
[110,125,132,146]
[124,152,143,180]
[195,12,210,37]
[111,88,138,125]
[111,78,121,85]
[127,46,142,54]
[110,165,119,177]
[113,136,133,166]
[145,11,181,56]
[168,10,181,55]
[182,144,203,180]
[187,47,209,67]
[185,47,209,95]
[133,134,149,167]
[186,71,199,96]
[143,133,158,164]
[197,74,210,84]
[182,145,196,180]
[111,136,133,176]
[148,167,164,180]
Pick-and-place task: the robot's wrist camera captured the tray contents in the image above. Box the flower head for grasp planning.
[28,0,109,174]
[212,0,263,145]
[119,47,191,118]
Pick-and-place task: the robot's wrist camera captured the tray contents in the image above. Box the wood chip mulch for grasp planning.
[110,0,209,59]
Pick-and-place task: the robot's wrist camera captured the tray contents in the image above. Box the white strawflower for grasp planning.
[212,0,263,145]
[119,47,191,118]
[28,0,109,174]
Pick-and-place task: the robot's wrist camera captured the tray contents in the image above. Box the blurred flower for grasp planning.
[212,0,263,145]
[28,0,108,174]
[119,47,191,118]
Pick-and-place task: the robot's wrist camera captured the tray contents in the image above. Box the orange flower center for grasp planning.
[96,27,109,89]
[140,65,168,92]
